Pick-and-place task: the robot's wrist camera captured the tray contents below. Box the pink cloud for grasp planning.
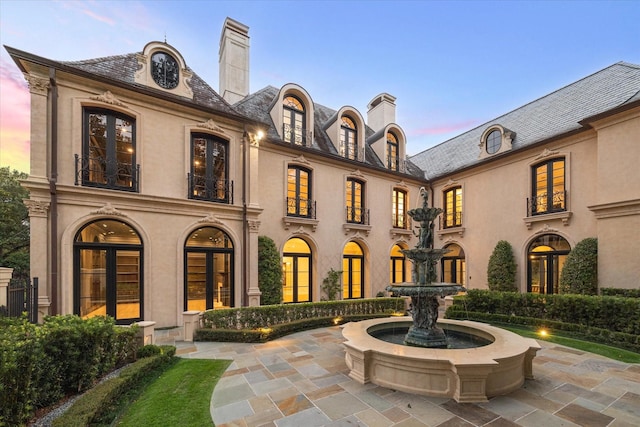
[81,8,116,26]
[0,57,30,173]
[410,119,479,136]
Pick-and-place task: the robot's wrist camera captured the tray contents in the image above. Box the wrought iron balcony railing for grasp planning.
[527,190,566,216]
[346,206,370,225]
[188,173,233,204]
[283,123,312,147]
[286,197,316,219]
[75,154,139,192]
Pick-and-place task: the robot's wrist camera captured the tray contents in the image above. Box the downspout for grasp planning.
[241,128,248,306]
[49,68,58,314]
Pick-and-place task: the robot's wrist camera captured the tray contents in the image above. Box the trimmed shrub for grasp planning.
[446,289,640,352]
[559,237,598,295]
[199,298,404,331]
[258,235,283,305]
[0,315,138,426]
[487,240,517,291]
[601,288,640,298]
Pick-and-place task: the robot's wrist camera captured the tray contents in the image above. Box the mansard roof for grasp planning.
[235,86,424,178]
[410,62,640,180]
[4,45,250,122]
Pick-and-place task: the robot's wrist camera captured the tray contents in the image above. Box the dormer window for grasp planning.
[340,116,357,160]
[486,130,501,154]
[283,95,306,145]
[151,51,179,89]
[479,125,514,159]
[387,131,399,170]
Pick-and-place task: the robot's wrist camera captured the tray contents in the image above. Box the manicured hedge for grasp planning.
[446,290,640,352]
[0,315,138,427]
[601,288,640,298]
[51,346,176,427]
[197,298,405,342]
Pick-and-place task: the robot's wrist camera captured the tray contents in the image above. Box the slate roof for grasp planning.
[410,62,640,180]
[5,46,246,120]
[234,86,424,178]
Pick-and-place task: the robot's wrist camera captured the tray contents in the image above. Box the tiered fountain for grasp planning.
[342,188,541,402]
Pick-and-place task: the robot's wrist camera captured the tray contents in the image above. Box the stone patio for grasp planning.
[177,325,640,427]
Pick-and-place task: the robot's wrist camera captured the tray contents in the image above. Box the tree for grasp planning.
[257,235,282,305]
[560,237,598,295]
[0,167,30,280]
[321,268,342,301]
[487,240,517,291]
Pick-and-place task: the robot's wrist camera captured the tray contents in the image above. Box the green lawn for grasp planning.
[114,358,231,427]
[502,325,640,363]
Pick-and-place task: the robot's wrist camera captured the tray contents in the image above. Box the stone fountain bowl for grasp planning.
[341,317,541,403]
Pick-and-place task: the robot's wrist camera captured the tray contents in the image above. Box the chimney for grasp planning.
[219,17,250,104]
[367,93,397,131]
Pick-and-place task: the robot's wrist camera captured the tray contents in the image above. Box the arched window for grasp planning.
[390,244,406,284]
[527,234,570,294]
[392,188,407,229]
[287,166,314,218]
[189,133,230,202]
[387,131,399,171]
[340,116,357,160]
[531,158,565,215]
[443,186,463,228]
[282,238,312,303]
[82,108,137,191]
[184,227,234,311]
[346,178,366,224]
[343,241,364,299]
[486,129,501,154]
[283,95,306,145]
[74,219,143,324]
[441,243,466,285]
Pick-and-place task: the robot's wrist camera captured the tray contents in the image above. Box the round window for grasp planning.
[486,130,501,154]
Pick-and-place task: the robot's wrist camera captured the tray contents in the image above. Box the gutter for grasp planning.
[241,128,248,306]
[49,67,58,314]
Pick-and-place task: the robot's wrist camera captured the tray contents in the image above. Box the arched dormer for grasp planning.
[324,107,366,162]
[134,41,193,98]
[367,124,407,172]
[479,124,515,159]
[270,84,315,147]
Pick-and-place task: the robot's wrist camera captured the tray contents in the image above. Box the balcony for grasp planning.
[283,197,318,231]
[527,190,566,216]
[524,190,572,229]
[283,123,312,147]
[344,206,371,235]
[188,173,233,204]
[75,154,139,192]
[438,212,465,239]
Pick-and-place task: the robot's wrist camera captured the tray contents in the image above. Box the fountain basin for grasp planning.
[342,317,541,402]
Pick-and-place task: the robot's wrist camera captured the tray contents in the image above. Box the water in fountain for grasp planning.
[386,187,465,348]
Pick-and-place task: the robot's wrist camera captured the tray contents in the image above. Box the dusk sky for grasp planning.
[1,0,639,174]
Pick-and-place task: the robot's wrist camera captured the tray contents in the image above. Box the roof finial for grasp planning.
[164,32,167,44]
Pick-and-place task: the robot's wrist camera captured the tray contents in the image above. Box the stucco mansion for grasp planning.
[5,18,639,328]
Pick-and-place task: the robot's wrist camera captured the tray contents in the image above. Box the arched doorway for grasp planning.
[441,243,466,285]
[74,219,143,324]
[527,234,570,294]
[282,237,312,303]
[184,227,234,311]
[343,241,364,299]
[390,244,406,284]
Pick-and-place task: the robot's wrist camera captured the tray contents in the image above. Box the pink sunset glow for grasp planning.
[0,57,30,173]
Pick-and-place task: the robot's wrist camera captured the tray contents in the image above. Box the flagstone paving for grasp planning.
[178,326,640,427]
